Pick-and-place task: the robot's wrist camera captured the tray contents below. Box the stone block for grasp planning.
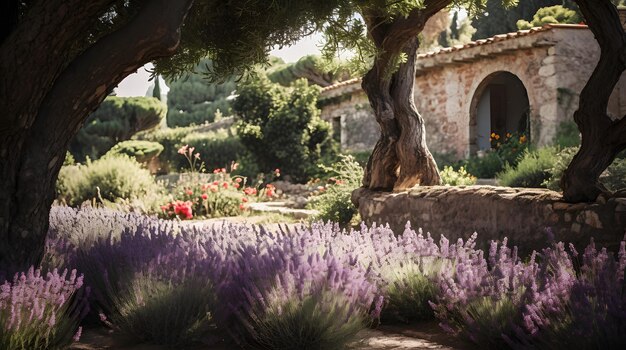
[538,65,556,77]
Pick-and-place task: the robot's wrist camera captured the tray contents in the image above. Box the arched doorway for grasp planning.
[469,72,530,154]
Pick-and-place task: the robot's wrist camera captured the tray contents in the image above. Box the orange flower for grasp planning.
[519,135,527,143]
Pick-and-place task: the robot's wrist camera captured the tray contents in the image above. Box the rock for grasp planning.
[584,211,603,229]
[553,202,570,210]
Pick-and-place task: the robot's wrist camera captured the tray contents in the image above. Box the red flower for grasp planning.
[235,178,242,183]
[185,189,193,195]
[201,193,208,200]
[223,182,229,189]
[239,203,246,210]
[173,200,193,219]
[242,197,248,203]
[234,183,240,189]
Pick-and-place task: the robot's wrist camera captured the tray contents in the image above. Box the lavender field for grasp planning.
[1,207,625,349]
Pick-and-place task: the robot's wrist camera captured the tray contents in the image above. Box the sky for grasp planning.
[115,32,326,97]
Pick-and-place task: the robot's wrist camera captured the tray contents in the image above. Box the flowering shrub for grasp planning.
[490,132,528,165]
[440,166,476,186]
[160,145,280,220]
[0,267,88,350]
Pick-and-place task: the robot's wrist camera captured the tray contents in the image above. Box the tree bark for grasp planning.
[361,2,448,190]
[0,0,194,272]
[561,0,626,202]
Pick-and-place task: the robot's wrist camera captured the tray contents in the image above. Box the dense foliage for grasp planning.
[517,5,581,29]
[105,140,164,164]
[56,155,164,209]
[70,97,166,161]
[165,59,237,127]
[545,147,626,192]
[137,127,247,174]
[233,76,335,182]
[440,166,477,186]
[497,147,558,188]
[472,0,564,39]
[308,155,363,227]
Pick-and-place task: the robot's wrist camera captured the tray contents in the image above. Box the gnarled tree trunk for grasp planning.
[0,0,193,272]
[561,0,626,202]
[361,2,447,191]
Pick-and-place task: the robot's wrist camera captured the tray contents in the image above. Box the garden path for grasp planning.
[71,322,468,349]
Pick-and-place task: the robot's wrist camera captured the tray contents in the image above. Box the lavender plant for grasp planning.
[0,267,88,350]
[47,206,215,345]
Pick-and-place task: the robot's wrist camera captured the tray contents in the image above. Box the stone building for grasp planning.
[319,24,626,159]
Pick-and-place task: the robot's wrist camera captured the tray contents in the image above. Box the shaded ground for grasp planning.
[71,322,470,349]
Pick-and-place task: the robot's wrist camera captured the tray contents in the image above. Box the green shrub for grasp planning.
[70,96,166,161]
[166,59,237,127]
[497,147,558,188]
[63,151,75,166]
[462,152,505,179]
[555,120,580,148]
[308,155,363,227]
[603,158,626,191]
[440,166,477,186]
[347,150,372,167]
[106,140,164,163]
[137,127,248,173]
[433,152,461,170]
[56,155,163,207]
[234,76,336,182]
[517,5,581,30]
[543,146,578,191]
[543,147,626,192]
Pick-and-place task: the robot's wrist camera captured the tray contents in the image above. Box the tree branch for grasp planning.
[0,0,116,135]
[2,0,194,264]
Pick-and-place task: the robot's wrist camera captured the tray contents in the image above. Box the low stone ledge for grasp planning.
[352,186,626,254]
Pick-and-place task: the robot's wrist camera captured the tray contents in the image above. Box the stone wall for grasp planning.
[320,25,626,160]
[353,186,626,255]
